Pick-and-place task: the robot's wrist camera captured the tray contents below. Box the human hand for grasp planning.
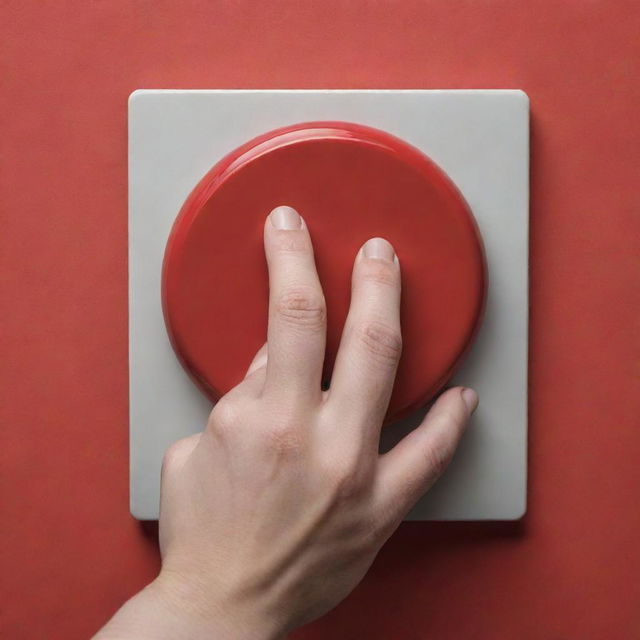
[96,205,477,640]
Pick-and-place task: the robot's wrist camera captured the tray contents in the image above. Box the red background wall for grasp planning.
[3,2,640,638]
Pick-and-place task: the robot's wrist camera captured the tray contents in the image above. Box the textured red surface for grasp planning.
[2,2,640,638]
[162,122,486,423]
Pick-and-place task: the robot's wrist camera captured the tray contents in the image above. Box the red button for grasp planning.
[162,122,487,423]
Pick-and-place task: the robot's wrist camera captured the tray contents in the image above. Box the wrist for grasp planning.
[156,568,286,640]
[95,571,285,640]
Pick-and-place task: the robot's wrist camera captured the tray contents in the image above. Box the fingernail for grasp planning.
[363,237,395,262]
[270,205,302,230]
[461,388,479,414]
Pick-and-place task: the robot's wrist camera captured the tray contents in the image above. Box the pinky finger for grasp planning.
[374,387,478,522]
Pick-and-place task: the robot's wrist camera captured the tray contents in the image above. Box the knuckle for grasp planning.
[359,259,398,287]
[357,320,402,364]
[161,438,192,476]
[276,287,326,330]
[423,442,453,478]
[161,443,180,474]
[208,397,240,435]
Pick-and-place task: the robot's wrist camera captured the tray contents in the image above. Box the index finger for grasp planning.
[327,237,402,438]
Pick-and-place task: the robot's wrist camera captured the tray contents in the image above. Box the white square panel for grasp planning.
[129,89,529,520]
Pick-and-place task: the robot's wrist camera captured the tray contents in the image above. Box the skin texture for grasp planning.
[95,206,478,640]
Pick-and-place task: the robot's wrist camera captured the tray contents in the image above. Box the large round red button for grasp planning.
[162,122,486,423]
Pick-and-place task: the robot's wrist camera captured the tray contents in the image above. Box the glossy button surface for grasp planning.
[162,122,487,423]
